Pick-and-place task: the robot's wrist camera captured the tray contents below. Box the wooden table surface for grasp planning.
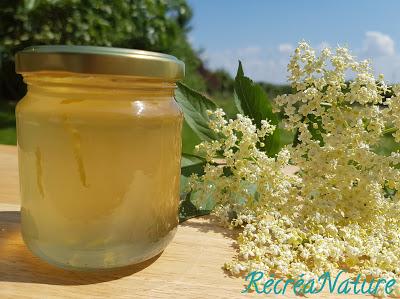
[0,145,369,298]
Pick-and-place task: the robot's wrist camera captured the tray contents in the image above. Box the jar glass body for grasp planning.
[16,74,182,270]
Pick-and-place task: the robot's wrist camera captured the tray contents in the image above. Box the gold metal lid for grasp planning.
[15,45,185,80]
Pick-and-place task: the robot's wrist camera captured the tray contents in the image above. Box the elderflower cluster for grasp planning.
[189,42,400,296]
[189,108,300,225]
[386,85,400,143]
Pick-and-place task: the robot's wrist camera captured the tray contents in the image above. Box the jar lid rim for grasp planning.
[15,45,185,80]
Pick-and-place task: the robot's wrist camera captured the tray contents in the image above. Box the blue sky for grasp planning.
[187,0,400,83]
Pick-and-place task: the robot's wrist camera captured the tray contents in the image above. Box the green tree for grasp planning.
[0,0,205,101]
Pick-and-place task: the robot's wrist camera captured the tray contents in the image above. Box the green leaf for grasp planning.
[233,62,245,115]
[179,153,208,222]
[176,80,214,220]
[181,153,205,167]
[236,60,244,77]
[179,171,210,223]
[179,190,211,223]
[234,61,281,156]
[233,91,244,115]
[181,153,206,177]
[293,114,325,147]
[175,81,218,142]
[307,114,325,146]
[181,120,202,155]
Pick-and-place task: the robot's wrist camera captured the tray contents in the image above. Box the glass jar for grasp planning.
[15,46,184,270]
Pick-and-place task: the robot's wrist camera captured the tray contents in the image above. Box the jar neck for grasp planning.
[23,73,176,100]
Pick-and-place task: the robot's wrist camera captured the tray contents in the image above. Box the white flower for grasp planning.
[190,42,400,285]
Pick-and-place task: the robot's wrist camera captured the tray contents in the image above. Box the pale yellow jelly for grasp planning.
[16,75,182,269]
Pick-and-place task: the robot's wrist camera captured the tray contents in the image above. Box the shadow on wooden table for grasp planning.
[0,211,161,285]
[180,215,238,242]
[180,215,242,281]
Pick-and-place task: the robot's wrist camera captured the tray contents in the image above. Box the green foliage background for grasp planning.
[0,0,293,146]
[0,0,205,100]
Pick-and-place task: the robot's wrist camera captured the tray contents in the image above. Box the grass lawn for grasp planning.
[0,101,16,145]
[0,127,16,145]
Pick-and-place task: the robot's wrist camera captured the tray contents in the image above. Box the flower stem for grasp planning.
[384,127,397,135]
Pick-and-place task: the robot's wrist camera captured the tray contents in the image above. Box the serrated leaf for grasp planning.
[181,153,205,167]
[179,172,210,223]
[175,81,218,141]
[233,91,244,115]
[181,120,202,155]
[181,153,206,177]
[179,191,211,223]
[236,61,244,77]
[234,61,281,156]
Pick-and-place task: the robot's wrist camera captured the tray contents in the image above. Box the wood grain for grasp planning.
[0,145,371,298]
[0,145,19,205]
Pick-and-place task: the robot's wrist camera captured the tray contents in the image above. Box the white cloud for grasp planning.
[366,55,400,83]
[358,31,400,82]
[201,32,400,84]
[278,43,294,54]
[363,31,395,57]
[201,47,289,84]
[237,46,262,56]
